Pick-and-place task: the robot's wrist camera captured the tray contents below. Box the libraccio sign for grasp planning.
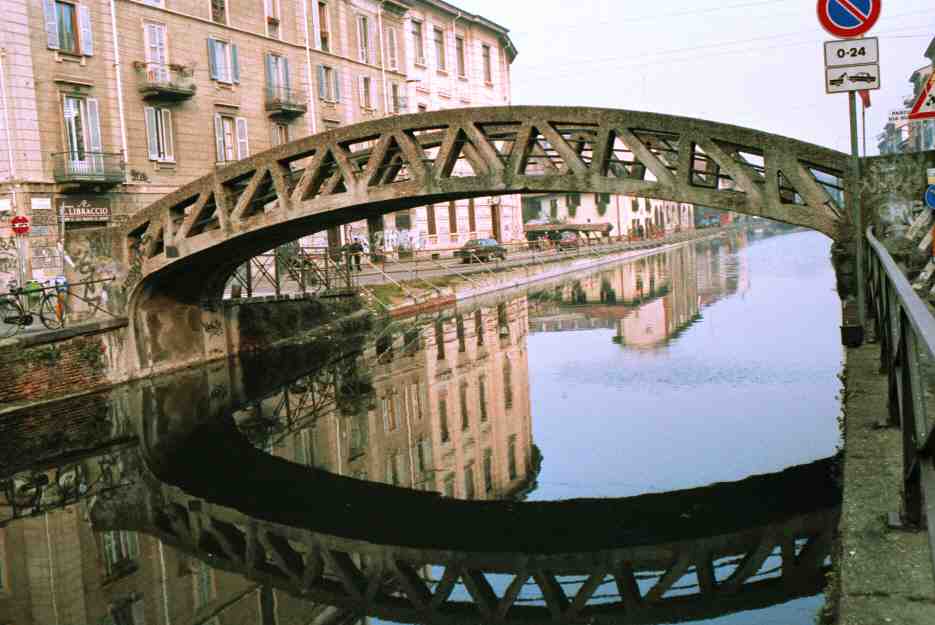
[59,197,111,223]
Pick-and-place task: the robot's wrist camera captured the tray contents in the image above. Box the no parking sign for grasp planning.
[817,0,881,38]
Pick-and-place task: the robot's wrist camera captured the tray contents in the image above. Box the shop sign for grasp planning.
[31,197,52,210]
[59,196,111,223]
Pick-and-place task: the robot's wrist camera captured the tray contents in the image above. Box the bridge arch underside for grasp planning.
[125,107,851,368]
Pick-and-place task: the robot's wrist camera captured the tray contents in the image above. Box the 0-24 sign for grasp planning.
[825,37,879,67]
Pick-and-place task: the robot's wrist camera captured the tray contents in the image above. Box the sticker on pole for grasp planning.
[926,185,935,211]
[817,0,881,38]
[909,75,935,121]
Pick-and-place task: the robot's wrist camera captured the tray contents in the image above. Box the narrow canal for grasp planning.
[0,226,844,625]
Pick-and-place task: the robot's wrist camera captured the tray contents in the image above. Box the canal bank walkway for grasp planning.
[837,341,935,624]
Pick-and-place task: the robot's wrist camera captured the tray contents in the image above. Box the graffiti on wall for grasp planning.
[64,228,128,317]
[0,236,19,285]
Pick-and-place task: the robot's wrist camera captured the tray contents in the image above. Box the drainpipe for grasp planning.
[0,49,16,182]
[107,0,129,179]
[159,540,171,625]
[301,0,318,134]
[378,3,389,114]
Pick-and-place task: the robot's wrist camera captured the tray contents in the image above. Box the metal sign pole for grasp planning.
[849,90,866,327]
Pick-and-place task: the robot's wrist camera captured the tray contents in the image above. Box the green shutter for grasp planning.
[231,44,240,83]
[207,38,219,80]
[42,0,59,49]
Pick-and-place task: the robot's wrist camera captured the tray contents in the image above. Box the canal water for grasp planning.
[0,227,843,625]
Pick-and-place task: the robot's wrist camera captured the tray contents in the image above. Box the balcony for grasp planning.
[135,62,196,102]
[52,152,125,186]
[265,86,307,118]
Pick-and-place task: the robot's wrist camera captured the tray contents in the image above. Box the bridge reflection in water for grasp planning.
[0,235,837,625]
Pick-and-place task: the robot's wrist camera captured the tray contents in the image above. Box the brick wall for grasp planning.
[0,332,110,405]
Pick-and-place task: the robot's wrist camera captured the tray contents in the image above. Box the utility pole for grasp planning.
[849,91,866,328]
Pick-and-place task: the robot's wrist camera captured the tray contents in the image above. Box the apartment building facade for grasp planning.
[524,192,695,239]
[0,0,518,291]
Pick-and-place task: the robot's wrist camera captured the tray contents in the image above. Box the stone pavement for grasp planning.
[836,341,935,624]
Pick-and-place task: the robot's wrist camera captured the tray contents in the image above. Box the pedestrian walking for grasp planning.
[350,238,363,272]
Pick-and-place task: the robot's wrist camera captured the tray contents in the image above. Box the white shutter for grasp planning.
[317,65,327,99]
[369,19,378,65]
[161,109,174,161]
[144,107,159,160]
[387,28,398,71]
[312,2,322,49]
[333,69,341,102]
[235,117,249,159]
[78,5,94,56]
[214,113,225,162]
[42,0,59,49]
[356,16,366,63]
[86,98,102,152]
[357,76,365,109]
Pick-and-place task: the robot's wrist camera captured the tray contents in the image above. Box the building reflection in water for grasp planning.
[528,231,751,349]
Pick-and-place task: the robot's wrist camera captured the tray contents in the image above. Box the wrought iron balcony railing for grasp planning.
[135,62,196,101]
[52,152,125,185]
[265,85,308,117]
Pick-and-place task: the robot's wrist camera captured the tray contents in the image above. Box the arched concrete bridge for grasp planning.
[123,107,852,369]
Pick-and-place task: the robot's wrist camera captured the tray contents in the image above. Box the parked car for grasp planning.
[557,231,580,250]
[455,238,507,263]
[849,72,876,83]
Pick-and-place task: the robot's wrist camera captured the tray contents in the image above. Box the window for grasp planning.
[391,82,404,113]
[549,198,558,219]
[62,95,103,172]
[356,14,371,63]
[349,413,367,457]
[195,560,215,607]
[266,53,291,100]
[438,396,449,443]
[475,309,484,345]
[412,20,425,65]
[483,448,493,493]
[482,44,492,84]
[316,2,330,52]
[464,462,475,499]
[478,376,488,422]
[207,38,239,84]
[508,435,517,479]
[144,106,174,162]
[503,359,513,410]
[265,0,281,38]
[455,36,466,77]
[381,395,398,431]
[435,320,445,360]
[411,382,424,419]
[143,22,169,83]
[272,122,290,146]
[456,315,465,352]
[214,114,248,163]
[358,75,373,110]
[317,65,341,102]
[459,383,469,430]
[210,0,227,24]
[386,28,399,71]
[416,437,431,472]
[101,531,139,577]
[433,27,446,71]
[42,0,94,55]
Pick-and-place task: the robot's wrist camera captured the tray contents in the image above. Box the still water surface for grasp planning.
[0,227,843,625]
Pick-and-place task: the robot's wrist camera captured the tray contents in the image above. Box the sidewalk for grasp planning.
[835,341,935,624]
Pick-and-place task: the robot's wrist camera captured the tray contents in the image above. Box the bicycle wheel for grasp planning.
[0,296,22,338]
[39,294,65,330]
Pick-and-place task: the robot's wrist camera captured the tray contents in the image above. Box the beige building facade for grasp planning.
[0,0,518,292]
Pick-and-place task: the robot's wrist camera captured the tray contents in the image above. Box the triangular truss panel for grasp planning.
[690,142,736,190]
[436,128,487,179]
[630,128,681,178]
[804,161,846,214]
[477,122,522,167]
[186,192,221,237]
[551,122,600,168]
[369,135,414,186]
[301,149,348,201]
[340,135,380,177]
[605,131,647,180]
[777,169,805,206]
[514,126,563,176]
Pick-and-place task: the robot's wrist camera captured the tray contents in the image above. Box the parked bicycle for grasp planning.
[0,278,68,338]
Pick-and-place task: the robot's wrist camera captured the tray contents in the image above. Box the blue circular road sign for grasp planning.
[925,185,935,210]
[817,0,881,38]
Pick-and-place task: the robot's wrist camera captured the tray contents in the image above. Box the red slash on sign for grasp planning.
[11,215,29,236]
[817,0,881,38]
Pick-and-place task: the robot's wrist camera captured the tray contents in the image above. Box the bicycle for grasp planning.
[0,279,68,338]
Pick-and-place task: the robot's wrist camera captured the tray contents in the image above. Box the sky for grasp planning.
[451,0,934,155]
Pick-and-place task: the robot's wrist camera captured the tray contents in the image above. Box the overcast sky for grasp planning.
[453,0,934,155]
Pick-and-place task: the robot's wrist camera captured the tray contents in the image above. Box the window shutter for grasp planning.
[231,44,240,83]
[42,0,59,50]
[264,53,274,91]
[282,56,291,93]
[235,117,249,159]
[387,29,398,70]
[312,4,322,49]
[214,113,225,161]
[78,5,94,56]
[333,69,341,102]
[161,109,174,161]
[144,107,159,160]
[357,76,365,108]
[207,38,219,80]
[369,20,378,64]
[86,98,102,152]
[356,16,366,62]
[317,65,326,99]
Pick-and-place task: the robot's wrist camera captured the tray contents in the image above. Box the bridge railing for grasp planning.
[865,226,935,574]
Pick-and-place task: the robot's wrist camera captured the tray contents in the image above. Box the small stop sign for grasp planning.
[11,215,29,236]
